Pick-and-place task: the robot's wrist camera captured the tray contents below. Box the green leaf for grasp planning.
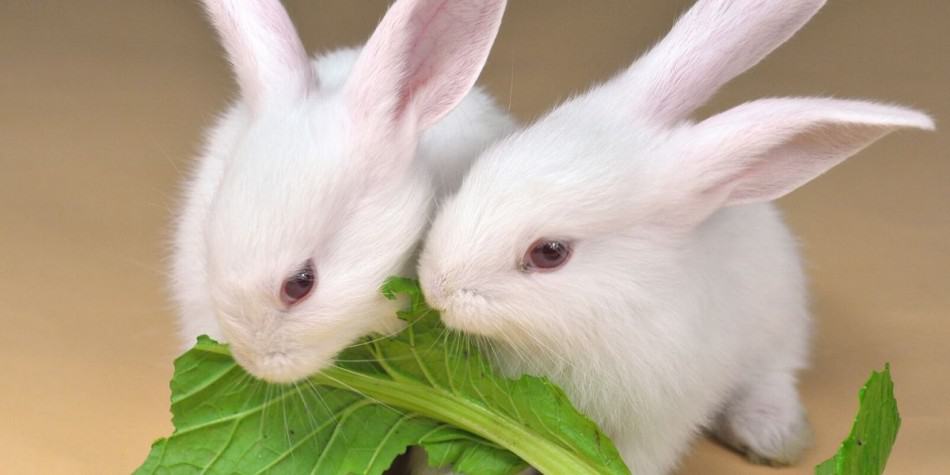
[137,277,630,475]
[815,364,901,475]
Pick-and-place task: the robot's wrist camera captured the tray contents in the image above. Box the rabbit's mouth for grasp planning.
[231,344,337,385]
[418,268,499,337]
[436,288,499,337]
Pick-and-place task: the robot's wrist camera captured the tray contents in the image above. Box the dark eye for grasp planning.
[522,239,572,272]
[280,260,316,306]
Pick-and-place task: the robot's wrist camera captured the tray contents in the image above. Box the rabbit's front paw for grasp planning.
[711,372,812,466]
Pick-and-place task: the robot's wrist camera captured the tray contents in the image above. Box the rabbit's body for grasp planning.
[484,202,810,475]
[429,106,812,473]
[418,1,932,473]
[172,0,514,384]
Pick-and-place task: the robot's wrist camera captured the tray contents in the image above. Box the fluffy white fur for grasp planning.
[171,0,515,384]
[418,1,933,474]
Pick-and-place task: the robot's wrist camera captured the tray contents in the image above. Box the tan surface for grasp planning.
[1,1,947,474]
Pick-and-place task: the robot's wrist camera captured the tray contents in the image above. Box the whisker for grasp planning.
[292,382,321,447]
[321,370,400,415]
[332,354,420,363]
[304,377,337,422]
[280,385,295,462]
[259,384,273,439]
[507,60,515,112]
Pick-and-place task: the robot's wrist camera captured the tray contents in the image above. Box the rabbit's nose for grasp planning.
[419,273,450,312]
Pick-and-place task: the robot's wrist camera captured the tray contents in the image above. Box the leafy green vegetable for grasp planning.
[815,365,900,475]
[137,277,629,475]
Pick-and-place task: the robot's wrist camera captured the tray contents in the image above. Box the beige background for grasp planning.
[1,1,947,473]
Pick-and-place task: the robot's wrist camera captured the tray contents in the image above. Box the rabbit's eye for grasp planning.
[281,260,316,306]
[522,239,572,272]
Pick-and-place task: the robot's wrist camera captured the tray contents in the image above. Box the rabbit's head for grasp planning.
[179,0,507,383]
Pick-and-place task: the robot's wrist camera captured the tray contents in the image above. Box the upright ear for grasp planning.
[345,0,508,132]
[624,0,826,125]
[202,0,313,112]
[663,98,934,220]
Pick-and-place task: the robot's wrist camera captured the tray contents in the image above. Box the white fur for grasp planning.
[172,0,514,384]
[418,1,933,474]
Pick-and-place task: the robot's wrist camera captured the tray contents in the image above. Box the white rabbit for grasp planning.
[171,0,514,384]
[418,1,933,474]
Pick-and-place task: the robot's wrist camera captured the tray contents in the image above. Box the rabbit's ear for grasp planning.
[202,0,312,112]
[662,98,933,220]
[623,0,825,125]
[345,0,507,132]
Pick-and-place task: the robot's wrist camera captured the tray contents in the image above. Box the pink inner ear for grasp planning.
[385,0,450,124]
[396,0,483,128]
[679,98,935,211]
[722,124,875,205]
[346,0,506,131]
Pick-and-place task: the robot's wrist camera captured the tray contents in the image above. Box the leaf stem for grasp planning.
[312,367,605,475]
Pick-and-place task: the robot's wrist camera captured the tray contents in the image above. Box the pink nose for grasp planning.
[419,272,449,312]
